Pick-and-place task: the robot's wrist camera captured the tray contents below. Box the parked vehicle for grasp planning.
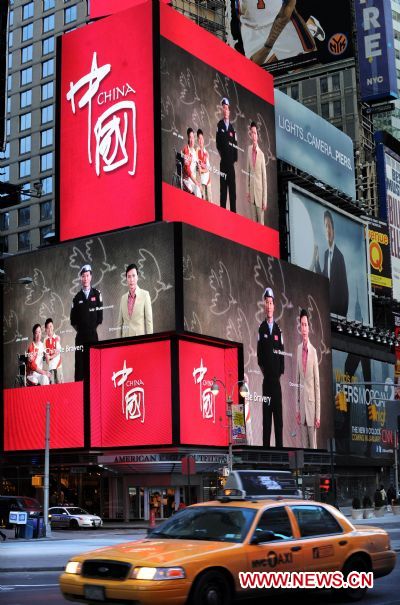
[49,506,102,529]
[0,495,42,528]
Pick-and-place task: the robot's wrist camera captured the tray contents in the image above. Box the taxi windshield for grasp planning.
[148,506,256,543]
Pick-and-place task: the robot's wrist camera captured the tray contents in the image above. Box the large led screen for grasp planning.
[333,349,398,459]
[160,4,279,257]
[182,224,333,449]
[90,340,172,447]
[58,1,155,241]
[227,0,353,76]
[2,223,175,387]
[288,184,371,323]
[179,340,241,446]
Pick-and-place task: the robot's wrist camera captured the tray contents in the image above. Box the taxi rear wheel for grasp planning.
[189,570,232,605]
[340,555,371,602]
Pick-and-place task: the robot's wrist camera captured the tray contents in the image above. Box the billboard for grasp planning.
[58,2,155,241]
[333,349,399,459]
[182,224,333,449]
[354,0,398,103]
[90,340,173,447]
[2,223,175,387]
[160,4,279,257]
[376,144,400,301]
[227,0,353,76]
[4,383,84,451]
[367,218,392,291]
[275,90,356,200]
[288,184,371,322]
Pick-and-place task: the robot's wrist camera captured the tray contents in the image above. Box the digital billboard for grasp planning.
[288,184,371,322]
[160,3,279,257]
[367,218,392,292]
[182,224,333,449]
[354,0,398,103]
[90,340,172,447]
[179,340,243,446]
[226,0,353,76]
[58,1,155,241]
[2,223,175,388]
[376,144,400,301]
[333,349,398,459]
[275,90,356,200]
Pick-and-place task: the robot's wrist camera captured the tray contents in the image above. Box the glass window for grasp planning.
[40,225,54,245]
[18,230,31,251]
[21,45,33,63]
[18,206,30,227]
[291,506,343,537]
[333,99,342,117]
[1,212,10,231]
[320,76,328,94]
[19,159,31,178]
[321,102,330,119]
[9,10,13,26]
[43,14,55,33]
[41,105,53,124]
[41,176,53,195]
[41,152,53,171]
[332,73,341,91]
[20,112,31,131]
[8,31,13,48]
[253,507,293,541]
[20,183,31,202]
[7,97,11,113]
[43,0,55,10]
[64,5,77,24]
[40,200,53,221]
[6,119,10,136]
[21,67,32,86]
[8,52,12,69]
[41,128,53,148]
[22,2,34,19]
[1,142,10,159]
[20,89,32,108]
[42,58,54,78]
[42,36,54,55]
[291,83,299,101]
[7,74,12,90]
[19,135,31,154]
[0,235,9,254]
[22,23,33,41]
[41,81,54,101]
[0,166,10,181]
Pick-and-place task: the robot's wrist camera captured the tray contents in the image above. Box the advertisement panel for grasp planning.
[354,0,398,103]
[160,4,279,257]
[58,2,155,241]
[2,223,175,387]
[288,184,371,322]
[275,90,356,200]
[179,340,242,446]
[182,224,333,449]
[376,144,400,301]
[227,0,353,76]
[333,349,398,458]
[367,218,392,291]
[4,383,84,451]
[90,341,172,447]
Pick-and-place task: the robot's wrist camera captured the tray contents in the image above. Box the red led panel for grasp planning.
[179,340,239,446]
[59,1,155,241]
[4,383,84,451]
[90,341,172,447]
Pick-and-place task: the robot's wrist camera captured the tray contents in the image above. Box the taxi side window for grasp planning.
[291,505,343,537]
[255,506,293,540]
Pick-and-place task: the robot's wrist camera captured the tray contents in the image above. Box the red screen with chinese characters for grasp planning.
[90,341,172,447]
[4,383,84,451]
[179,340,239,446]
[59,0,155,241]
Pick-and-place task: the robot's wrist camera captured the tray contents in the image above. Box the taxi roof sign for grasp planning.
[224,470,300,499]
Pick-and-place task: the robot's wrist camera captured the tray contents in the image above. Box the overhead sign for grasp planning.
[354,0,398,103]
[275,89,356,199]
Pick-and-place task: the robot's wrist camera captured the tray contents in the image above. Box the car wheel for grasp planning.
[340,555,371,602]
[190,570,232,605]
[69,519,80,530]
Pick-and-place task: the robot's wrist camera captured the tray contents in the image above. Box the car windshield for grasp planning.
[148,506,256,543]
[66,508,90,515]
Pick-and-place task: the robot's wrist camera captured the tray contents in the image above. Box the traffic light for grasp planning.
[320,477,332,493]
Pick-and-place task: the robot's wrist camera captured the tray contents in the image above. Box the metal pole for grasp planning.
[227,397,233,473]
[43,402,51,537]
[395,432,399,500]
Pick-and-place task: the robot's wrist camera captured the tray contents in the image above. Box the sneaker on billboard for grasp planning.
[307,15,325,42]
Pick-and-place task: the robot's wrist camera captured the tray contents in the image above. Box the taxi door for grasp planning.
[243,505,304,586]
[288,504,351,572]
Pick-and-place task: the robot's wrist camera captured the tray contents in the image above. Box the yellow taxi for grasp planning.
[59,471,396,605]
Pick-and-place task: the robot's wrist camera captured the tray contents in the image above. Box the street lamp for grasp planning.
[211,377,249,474]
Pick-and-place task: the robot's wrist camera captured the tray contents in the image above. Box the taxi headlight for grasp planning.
[65,561,82,575]
[131,567,186,580]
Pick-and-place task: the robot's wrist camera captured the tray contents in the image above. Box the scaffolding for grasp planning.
[170,0,226,39]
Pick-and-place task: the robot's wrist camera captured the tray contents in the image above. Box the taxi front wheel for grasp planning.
[189,570,232,605]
